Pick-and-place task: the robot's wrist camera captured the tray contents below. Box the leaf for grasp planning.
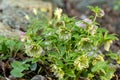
[6,40,15,49]
[10,69,24,78]
[91,61,107,73]
[15,41,23,50]
[48,52,59,58]
[56,60,64,68]
[11,61,24,72]
[88,73,94,78]
[100,76,108,80]
[106,34,118,40]
[30,63,37,71]
[11,61,30,78]
[65,70,75,77]
[107,52,119,60]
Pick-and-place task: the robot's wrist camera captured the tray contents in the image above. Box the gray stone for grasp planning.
[0,22,21,38]
[31,75,46,80]
[0,0,52,31]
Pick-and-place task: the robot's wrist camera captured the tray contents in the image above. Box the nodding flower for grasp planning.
[104,40,113,51]
[51,64,64,79]
[74,55,89,71]
[97,9,105,17]
[33,8,38,15]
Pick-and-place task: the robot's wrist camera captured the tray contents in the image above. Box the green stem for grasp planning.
[93,13,97,22]
[75,71,81,80]
[53,43,61,55]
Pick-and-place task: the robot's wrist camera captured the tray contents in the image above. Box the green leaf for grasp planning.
[11,61,30,78]
[15,41,23,50]
[107,52,119,60]
[65,70,75,77]
[6,40,15,49]
[56,60,64,68]
[10,69,24,78]
[11,61,23,69]
[88,73,94,78]
[100,76,108,80]
[91,61,107,72]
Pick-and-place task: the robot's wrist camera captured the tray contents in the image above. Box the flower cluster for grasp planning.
[21,6,118,80]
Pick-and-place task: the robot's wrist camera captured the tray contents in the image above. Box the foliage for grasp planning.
[20,6,118,80]
[0,6,119,80]
[0,36,23,60]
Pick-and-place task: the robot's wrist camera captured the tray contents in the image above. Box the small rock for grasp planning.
[0,0,52,31]
[0,22,21,38]
[31,75,46,80]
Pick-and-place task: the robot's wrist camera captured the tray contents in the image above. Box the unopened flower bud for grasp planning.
[54,8,62,20]
[33,8,38,15]
[25,15,30,20]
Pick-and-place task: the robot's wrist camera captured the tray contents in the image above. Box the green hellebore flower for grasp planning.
[25,44,43,58]
[97,9,105,17]
[56,27,71,40]
[74,55,89,71]
[89,25,98,36]
[51,64,64,79]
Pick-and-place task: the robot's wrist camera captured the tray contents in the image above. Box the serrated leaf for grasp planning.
[107,53,119,60]
[11,61,30,78]
[10,69,24,78]
[65,70,75,77]
[92,61,107,72]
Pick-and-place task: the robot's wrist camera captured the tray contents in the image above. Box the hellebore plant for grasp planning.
[11,6,119,79]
